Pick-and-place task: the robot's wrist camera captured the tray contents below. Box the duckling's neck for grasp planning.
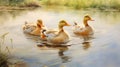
[83,20,89,27]
[58,26,64,32]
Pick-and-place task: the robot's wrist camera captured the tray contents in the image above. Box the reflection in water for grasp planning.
[82,35,94,42]
[73,31,94,42]
[23,33,40,41]
[74,34,92,50]
[37,43,71,63]
[81,34,92,50]
[82,42,91,50]
[58,47,71,63]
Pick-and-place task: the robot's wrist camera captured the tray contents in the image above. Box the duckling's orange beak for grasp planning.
[90,19,94,21]
[66,23,71,26]
[89,18,94,21]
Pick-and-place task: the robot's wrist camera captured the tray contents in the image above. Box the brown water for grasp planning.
[0,7,120,67]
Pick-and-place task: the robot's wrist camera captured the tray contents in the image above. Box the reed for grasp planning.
[0,32,11,67]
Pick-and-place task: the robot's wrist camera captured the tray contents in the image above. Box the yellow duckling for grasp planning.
[23,19,45,36]
[73,15,94,36]
[41,20,71,44]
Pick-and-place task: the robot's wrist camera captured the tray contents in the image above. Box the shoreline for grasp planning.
[0,6,120,12]
[0,6,41,11]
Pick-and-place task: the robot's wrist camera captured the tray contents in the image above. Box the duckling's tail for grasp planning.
[23,21,28,30]
[74,22,78,25]
[25,21,28,26]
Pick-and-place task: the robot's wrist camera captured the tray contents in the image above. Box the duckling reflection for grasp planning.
[82,42,91,50]
[23,33,41,42]
[81,35,92,50]
[37,43,71,63]
[58,47,71,63]
[82,35,94,42]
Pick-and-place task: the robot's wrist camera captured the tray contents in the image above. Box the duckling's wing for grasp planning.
[47,31,70,44]
[23,24,36,33]
[74,27,93,35]
[45,30,59,39]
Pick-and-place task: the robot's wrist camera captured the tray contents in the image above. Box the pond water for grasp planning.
[0,7,120,67]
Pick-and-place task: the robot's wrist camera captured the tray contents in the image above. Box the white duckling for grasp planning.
[22,21,36,33]
[41,20,71,44]
[73,15,94,36]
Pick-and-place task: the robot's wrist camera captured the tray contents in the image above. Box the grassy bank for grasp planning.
[0,0,41,10]
[0,53,9,67]
[0,0,120,10]
[0,0,40,7]
[41,0,120,10]
[0,33,10,67]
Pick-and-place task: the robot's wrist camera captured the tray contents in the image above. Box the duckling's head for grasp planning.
[84,15,94,21]
[37,19,44,27]
[59,20,71,28]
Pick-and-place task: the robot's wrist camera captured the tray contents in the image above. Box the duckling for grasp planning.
[41,20,71,44]
[23,19,45,36]
[22,21,36,33]
[30,19,45,36]
[73,15,94,36]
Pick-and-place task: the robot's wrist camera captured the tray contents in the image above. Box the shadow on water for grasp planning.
[37,43,72,63]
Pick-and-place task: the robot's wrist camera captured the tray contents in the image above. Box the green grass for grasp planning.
[0,32,11,67]
[19,0,40,7]
[0,0,120,10]
[0,53,9,67]
[41,0,120,10]
[0,0,41,7]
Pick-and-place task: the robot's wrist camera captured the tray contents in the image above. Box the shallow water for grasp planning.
[0,7,120,67]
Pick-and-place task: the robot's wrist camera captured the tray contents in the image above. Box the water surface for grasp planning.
[0,7,120,67]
